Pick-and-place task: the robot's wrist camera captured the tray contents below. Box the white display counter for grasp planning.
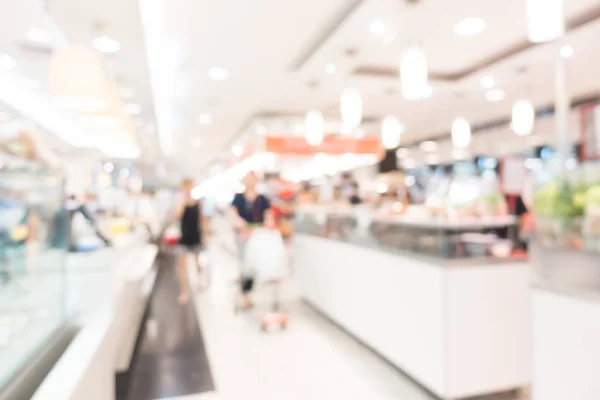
[532,288,600,400]
[294,230,531,399]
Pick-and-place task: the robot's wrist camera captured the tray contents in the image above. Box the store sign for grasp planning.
[264,136,382,156]
[501,156,526,195]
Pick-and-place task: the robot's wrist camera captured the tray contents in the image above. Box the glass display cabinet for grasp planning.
[295,206,520,263]
[0,152,69,390]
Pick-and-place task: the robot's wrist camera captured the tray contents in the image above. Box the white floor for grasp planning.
[157,243,436,400]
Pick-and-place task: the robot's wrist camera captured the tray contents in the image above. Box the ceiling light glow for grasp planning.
[560,44,573,58]
[340,88,363,131]
[232,144,243,156]
[526,0,564,43]
[92,35,121,53]
[485,89,506,102]
[401,46,428,100]
[396,148,409,158]
[454,17,486,36]
[381,116,405,149]
[369,20,386,36]
[480,75,494,89]
[256,124,267,136]
[305,110,325,146]
[511,99,535,136]
[126,103,142,114]
[452,117,471,149]
[325,63,336,74]
[208,67,229,81]
[420,141,437,152]
[27,27,50,43]
[198,113,212,124]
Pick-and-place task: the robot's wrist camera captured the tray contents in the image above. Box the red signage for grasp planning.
[264,136,382,156]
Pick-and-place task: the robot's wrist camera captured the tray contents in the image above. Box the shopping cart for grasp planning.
[234,226,291,331]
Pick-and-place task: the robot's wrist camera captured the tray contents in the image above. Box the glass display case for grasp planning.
[532,161,600,297]
[295,206,520,263]
[0,152,68,389]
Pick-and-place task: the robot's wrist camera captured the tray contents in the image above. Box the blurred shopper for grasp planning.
[349,182,363,205]
[230,172,271,309]
[175,179,205,305]
[296,182,317,205]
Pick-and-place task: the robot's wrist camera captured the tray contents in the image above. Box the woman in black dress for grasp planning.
[175,179,205,304]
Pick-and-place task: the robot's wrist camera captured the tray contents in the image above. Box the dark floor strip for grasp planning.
[124,254,215,400]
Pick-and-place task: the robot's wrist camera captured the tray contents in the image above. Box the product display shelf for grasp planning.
[294,206,531,400]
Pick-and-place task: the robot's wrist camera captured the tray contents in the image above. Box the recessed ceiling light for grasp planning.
[422,85,433,98]
[396,148,409,158]
[560,44,574,58]
[0,54,17,69]
[126,103,142,114]
[27,27,49,43]
[324,63,336,74]
[480,75,495,89]
[208,67,229,81]
[0,112,10,122]
[119,87,135,99]
[232,144,243,156]
[454,17,486,36]
[198,113,212,124]
[256,124,267,136]
[402,159,416,169]
[104,162,114,173]
[485,88,506,102]
[426,154,439,165]
[92,35,121,53]
[369,20,386,36]
[192,138,203,148]
[420,141,437,152]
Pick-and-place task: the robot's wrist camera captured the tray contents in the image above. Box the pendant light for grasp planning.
[305,110,325,146]
[401,45,428,100]
[451,117,471,148]
[340,88,362,131]
[49,45,108,112]
[381,116,404,149]
[78,82,127,130]
[526,0,564,43]
[512,100,535,136]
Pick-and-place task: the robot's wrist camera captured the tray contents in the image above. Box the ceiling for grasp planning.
[2,0,600,179]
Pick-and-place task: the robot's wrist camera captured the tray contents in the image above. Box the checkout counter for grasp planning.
[294,205,531,400]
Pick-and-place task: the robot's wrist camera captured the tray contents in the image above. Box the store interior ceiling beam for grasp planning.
[353,4,600,83]
[290,0,365,71]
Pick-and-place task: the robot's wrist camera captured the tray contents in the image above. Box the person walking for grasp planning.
[175,179,205,305]
[230,172,271,309]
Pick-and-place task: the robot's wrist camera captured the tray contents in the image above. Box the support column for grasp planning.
[554,40,571,172]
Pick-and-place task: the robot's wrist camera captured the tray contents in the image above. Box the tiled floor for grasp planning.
[152,242,526,400]
[169,245,436,400]
[125,255,214,400]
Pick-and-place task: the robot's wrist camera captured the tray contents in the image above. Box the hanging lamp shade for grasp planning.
[381,116,404,149]
[78,82,127,130]
[451,117,471,148]
[49,45,108,112]
[340,88,362,131]
[305,110,325,146]
[512,100,535,136]
[526,0,564,43]
[401,45,428,100]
